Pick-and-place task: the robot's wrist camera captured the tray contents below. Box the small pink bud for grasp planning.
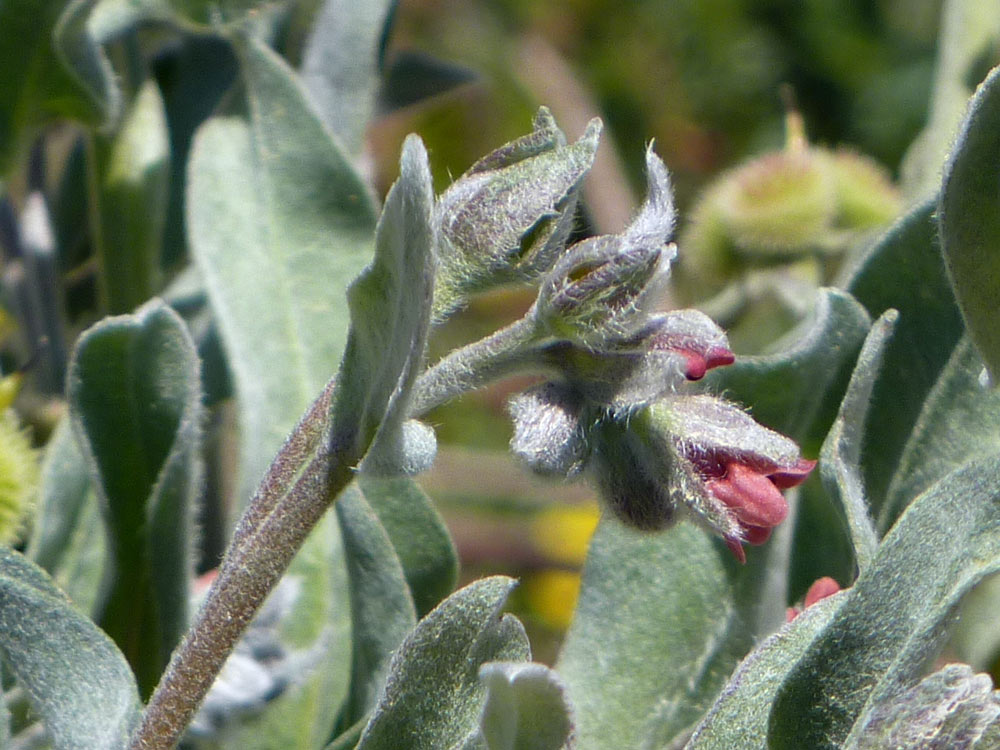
[786,576,842,621]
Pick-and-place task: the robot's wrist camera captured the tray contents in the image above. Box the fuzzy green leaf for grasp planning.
[356,577,531,750]
[685,592,846,749]
[27,420,105,615]
[87,0,265,35]
[769,454,1000,749]
[187,36,377,506]
[358,475,459,618]
[846,199,965,523]
[335,483,418,730]
[939,64,1000,385]
[301,0,396,155]
[0,547,140,750]
[68,300,202,696]
[331,133,436,473]
[883,337,1000,528]
[478,662,574,750]
[0,0,119,172]
[704,287,871,449]
[819,310,897,573]
[93,79,170,314]
[557,519,762,750]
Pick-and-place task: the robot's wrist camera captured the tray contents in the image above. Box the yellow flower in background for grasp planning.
[523,503,600,630]
[530,503,600,567]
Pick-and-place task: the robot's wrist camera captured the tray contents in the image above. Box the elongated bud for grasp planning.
[433,108,601,318]
[533,146,676,347]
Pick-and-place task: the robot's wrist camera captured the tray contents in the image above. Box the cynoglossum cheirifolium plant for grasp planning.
[2,3,1000,750]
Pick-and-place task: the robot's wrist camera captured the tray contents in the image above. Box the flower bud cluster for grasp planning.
[429,109,816,560]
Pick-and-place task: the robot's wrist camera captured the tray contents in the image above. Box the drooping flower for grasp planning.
[503,139,815,561]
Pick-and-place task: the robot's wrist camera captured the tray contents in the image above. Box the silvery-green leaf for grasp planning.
[557,519,762,750]
[818,310,897,573]
[67,300,202,696]
[768,454,1000,749]
[704,288,871,449]
[900,0,1000,198]
[334,483,417,730]
[358,475,459,618]
[356,577,530,750]
[88,0,266,35]
[685,592,846,749]
[849,664,1000,750]
[0,0,119,171]
[883,337,1000,528]
[0,547,140,750]
[92,78,170,314]
[301,0,396,155]
[478,662,574,750]
[187,35,377,506]
[846,199,964,523]
[346,134,436,476]
[939,64,1000,384]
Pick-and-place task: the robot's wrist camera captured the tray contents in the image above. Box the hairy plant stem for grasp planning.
[409,314,550,417]
[128,379,354,750]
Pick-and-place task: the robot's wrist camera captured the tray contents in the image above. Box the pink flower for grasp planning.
[786,576,843,621]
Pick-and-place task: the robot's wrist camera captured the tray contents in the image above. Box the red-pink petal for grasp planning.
[769,458,817,489]
[707,462,789,527]
[705,346,735,369]
[680,351,709,380]
[743,524,773,546]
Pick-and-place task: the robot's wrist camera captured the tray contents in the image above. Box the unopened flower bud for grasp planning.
[785,576,842,621]
[433,108,601,318]
[508,382,589,478]
[537,310,733,415]
[533,146,676,347]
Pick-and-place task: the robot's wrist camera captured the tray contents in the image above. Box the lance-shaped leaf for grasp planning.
[819,310,897,573]
[356,577,531,750]
[846,199,964,522]
[0,0,119,171]
[91,78,170,314]
[939,64,1000,385]
[899,0,1000,198]
[68,300,202,696]
[768,454,1000,749]
[301,0,397,155]
[27,419,105,615]
[358,475,459,618]
[557,519,762,750]
[187,35,377,506]
[0,547,140,750]
[332,133,436,473]
[704,288,871,449]
[334,484,417,730]
[883,337,1000,528]
[87,0,265,35]
[685,591,846,749]
[477,662,574,750]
